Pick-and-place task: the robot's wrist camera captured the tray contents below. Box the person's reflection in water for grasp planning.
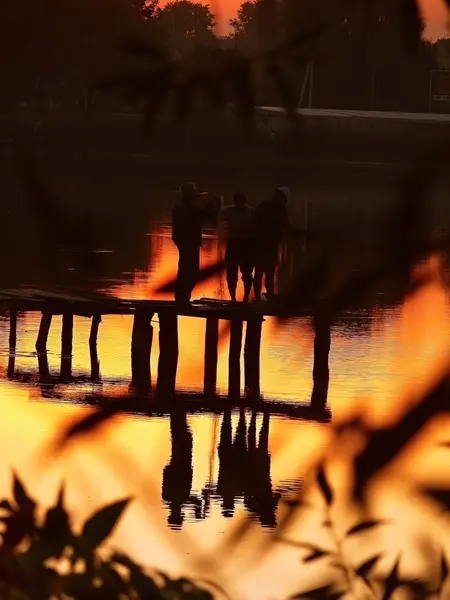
[217,408,248,518]
[162,408,194,529]
[244,410,280,528]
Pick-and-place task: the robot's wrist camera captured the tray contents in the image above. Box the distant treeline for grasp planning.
[0,0,449,115]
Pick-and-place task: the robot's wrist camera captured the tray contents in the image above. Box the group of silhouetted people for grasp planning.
[172,183,291,303]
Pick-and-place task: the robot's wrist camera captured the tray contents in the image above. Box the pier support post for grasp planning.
[89,314,102,382]
[156,310,179,399]
[7,306,17,379]
[244,317,263,399]
[204,317,219,397]
[38,350,50,381]
[228,319,243,400]
[310,309,331,412]
[131,310,153,395]
[60,312,73,381]
[36,312,52,351]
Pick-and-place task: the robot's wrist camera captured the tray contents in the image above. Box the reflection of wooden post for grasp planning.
[7,307,17,379]
[60,312,73,381]
[131,310,153,394]
[204,317,219,397]
[228,319,243,400]
[36,312,52,351]
[156,310,179,399]
[311,309,331,411]
[89,314,102,382]
[244,317,262,399]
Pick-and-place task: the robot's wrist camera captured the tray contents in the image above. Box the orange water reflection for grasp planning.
[1,222,450,598]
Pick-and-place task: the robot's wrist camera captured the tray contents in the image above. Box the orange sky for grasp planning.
[163,0,449,38]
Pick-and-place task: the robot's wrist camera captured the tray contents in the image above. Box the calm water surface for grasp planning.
[0,215,449,599]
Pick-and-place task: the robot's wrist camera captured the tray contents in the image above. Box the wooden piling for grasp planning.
[60,312,73,381]
[310,309,331,411]
[228,319,243,400]
[204,317,219,397]
[156,310,179,398]
[131,310,153,394]
[244,317,263,399]
[9,308,17,350]
[7,307,17,379]
[36,312,52,351]
[38,350,50,380]
[89,314,102,347]
[89,314,102,382]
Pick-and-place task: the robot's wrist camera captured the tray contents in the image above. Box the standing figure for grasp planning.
[253,187,291,301]
[220,192,254,303]
[172,182,204,304]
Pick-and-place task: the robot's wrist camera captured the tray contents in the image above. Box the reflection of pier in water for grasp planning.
[3,289,331,420]
[161,406,292,530]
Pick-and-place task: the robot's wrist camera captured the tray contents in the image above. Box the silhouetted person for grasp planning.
[253,187,291,301]
[216,408,248,519]
[244,410,280,528]
[162,409,193,529]
[220,192,254,303]
[172,183,223,304]
[172,182,204,304]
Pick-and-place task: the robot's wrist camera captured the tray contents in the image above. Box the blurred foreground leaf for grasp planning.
[82,498,131,550]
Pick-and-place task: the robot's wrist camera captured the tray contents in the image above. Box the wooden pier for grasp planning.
[2,288,332,421]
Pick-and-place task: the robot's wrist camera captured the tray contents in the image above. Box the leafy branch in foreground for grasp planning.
[0,473,214,600]
[281,468,449,600]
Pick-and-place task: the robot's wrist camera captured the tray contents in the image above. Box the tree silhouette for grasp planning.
[157,0,216,56]
[132,0,159,19]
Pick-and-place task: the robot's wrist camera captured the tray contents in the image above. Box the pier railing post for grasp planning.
[244,317,263,399]
[204,317,219,397]
[60,312,74,381]
[310,308,331,412]
[131,310,153,395]
[228,319,243,400]
[156,310,179,399]
[89,314,102,382]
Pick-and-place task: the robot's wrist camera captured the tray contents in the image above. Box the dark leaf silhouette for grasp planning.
[394,578,432,598]
[382,558,401,600]
[317,465,333,506]
[58,398,132,446]
[290,585,337,599]
[356,554,382,592]
[438,552,449,595]
[354,372,450,500]
[0,500,14,513]
[13,473,35,514]
[303,548,328,563]
[40,485,72,558]
[421,488,450,511]
[155,259,225,293]
[82,498,131,549]
[346,519,388,537]
[277,537,330,555]
[2,509,36,549]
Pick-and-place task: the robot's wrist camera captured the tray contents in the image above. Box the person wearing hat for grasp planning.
[172,182,205,304]
[172,182,222,303]
[252,186,291,301]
